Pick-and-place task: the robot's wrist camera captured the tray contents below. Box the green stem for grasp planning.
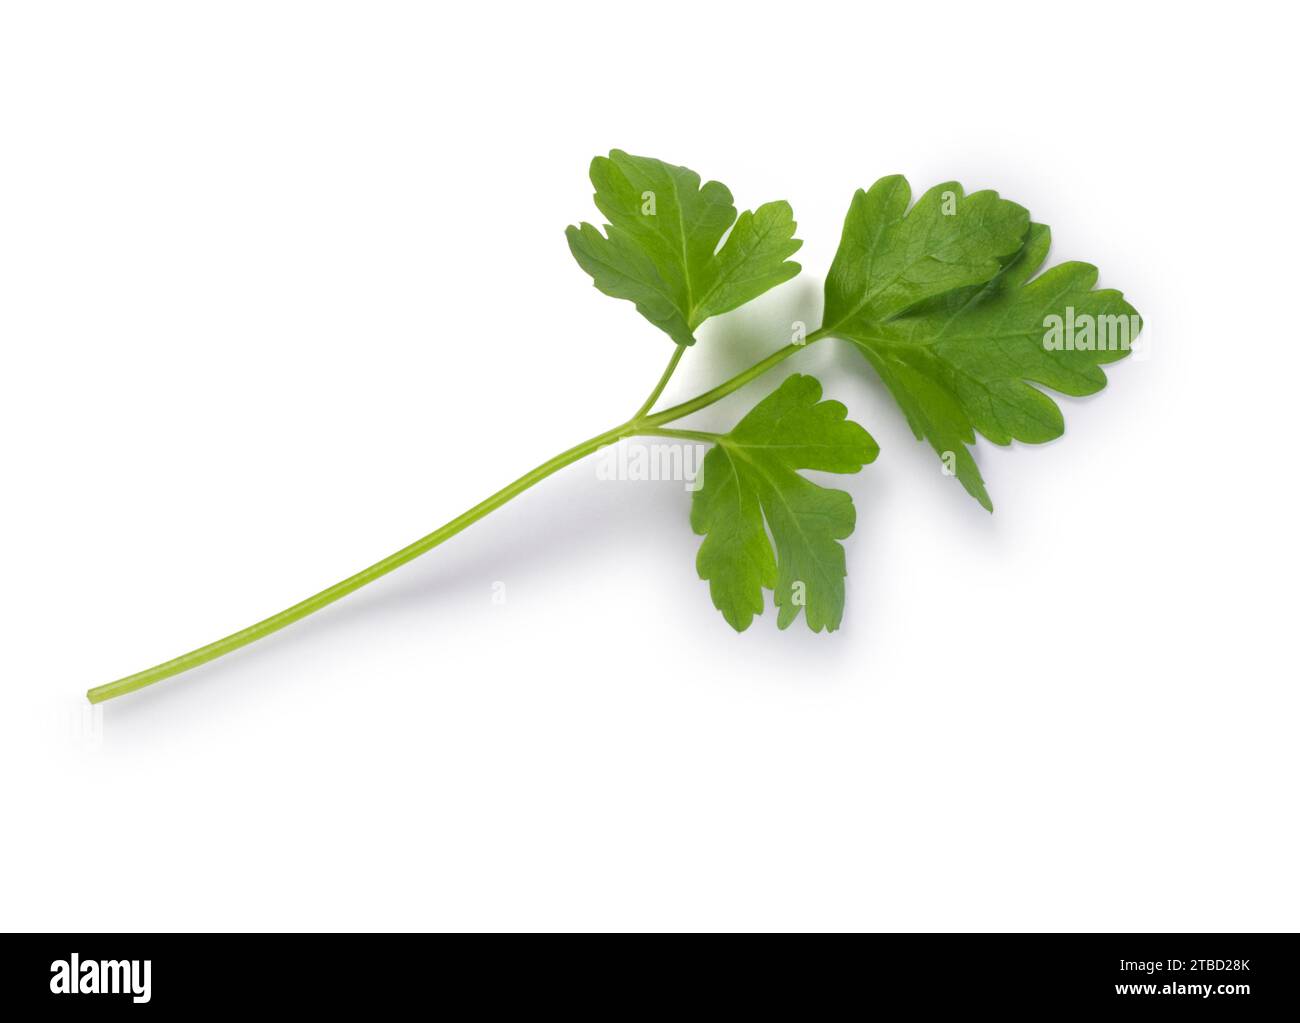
[643,427,722,443]
[87,420,636,703]
[640,331,828,429]
[632,343,686,418]
[88,331,829,703]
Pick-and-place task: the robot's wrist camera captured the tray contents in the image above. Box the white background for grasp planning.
[2,1,1296,932]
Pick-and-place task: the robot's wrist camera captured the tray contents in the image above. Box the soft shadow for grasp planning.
[659,278,825,430]
[101,466,688,725]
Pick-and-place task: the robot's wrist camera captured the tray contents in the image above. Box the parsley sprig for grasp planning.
[87,150,1139,703]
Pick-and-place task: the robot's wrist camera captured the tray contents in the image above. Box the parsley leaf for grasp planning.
[822,181,1140,510]
[822,176,1029,330]
[567,150,801,346]
[689,374,878,633]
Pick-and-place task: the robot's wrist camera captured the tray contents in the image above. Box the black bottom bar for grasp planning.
[3,933,1295,1013]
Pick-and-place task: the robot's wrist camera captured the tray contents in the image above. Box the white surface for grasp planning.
[2,1,1296,932]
